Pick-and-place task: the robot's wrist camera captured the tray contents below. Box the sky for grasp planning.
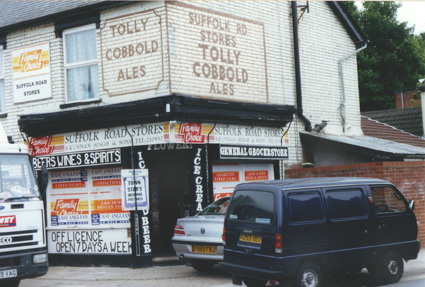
[356,1,425,35]
[396,1,425,34]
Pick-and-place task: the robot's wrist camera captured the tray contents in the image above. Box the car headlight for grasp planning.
[33,253,48,264]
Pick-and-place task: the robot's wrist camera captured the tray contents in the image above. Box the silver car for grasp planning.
[172,197,230,271]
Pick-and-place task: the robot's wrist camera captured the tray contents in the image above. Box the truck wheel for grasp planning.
[191,260,215,272]
[4,279,20,287]
[293,262,323,287]
[379,251,404,284]
[242,277,268,287]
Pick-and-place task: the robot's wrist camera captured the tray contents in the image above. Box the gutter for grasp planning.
[292,1,312,132]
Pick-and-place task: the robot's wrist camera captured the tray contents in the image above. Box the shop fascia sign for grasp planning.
[32,149,121,171]
[28,121,289,158]
[219,144,288,160]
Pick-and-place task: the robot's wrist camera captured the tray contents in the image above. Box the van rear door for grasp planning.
[224,188,277,270]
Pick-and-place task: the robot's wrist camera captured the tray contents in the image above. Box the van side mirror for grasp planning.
[409,200,415,211]
[38,165,48,198]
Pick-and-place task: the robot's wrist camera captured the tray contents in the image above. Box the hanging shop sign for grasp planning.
[48,229,131,254]
[32,149,121,170]
[121,169,149,211]
[12,42,52,103]
[166,2,268,103]
[100,9,163,96]
[219,144,288,160]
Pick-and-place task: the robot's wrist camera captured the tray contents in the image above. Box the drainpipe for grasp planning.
[339,42,367,133]
[292,1,312,132]
[419,83,425,137]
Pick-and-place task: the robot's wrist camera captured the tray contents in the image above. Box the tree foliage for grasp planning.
[342,1,425,111]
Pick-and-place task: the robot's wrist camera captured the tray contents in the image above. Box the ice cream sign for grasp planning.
[12,42,52,103]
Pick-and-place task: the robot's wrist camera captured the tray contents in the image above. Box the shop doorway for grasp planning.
[148,148,192,256]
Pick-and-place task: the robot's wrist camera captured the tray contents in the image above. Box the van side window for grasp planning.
[227,190,274,224]
[326,188,367,220]
[287,191,324,223]
[371,186,407,213]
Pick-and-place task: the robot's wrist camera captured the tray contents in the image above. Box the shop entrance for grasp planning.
[148,148,193,256]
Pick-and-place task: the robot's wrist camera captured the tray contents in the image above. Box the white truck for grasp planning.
[0,124,48,287]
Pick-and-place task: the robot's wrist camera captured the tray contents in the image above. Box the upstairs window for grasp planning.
[63,24,99,102]
[0,48,4,113]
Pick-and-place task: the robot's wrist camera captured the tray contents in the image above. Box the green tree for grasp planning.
[342,1,425,111]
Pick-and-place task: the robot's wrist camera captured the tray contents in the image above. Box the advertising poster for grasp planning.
[90,168,130,226]
[12,42,52,103]
[212,164,274,200]
[49,170,89,226]
[121,169,149,211]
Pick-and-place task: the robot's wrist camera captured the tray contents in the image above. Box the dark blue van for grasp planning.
[220,177,420,287]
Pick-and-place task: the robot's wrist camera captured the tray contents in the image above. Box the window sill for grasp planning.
[60,98,102,109]
[0,113,7,118]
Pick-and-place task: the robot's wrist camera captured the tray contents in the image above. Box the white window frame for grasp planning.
[0,47,5,113]
[63,24,98,103]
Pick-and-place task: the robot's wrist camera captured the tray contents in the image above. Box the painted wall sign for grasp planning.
[212,164,274,200]
[12,42,52,103]
[100,10,163,96]
[48,229,131,254]
[121,169,149,211]
[167,2,268,103]
[219,144,288,160]
[32,149,121,170]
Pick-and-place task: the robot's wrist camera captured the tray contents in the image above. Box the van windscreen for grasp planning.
[227,190,274,224]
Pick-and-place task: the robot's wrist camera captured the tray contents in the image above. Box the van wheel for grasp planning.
[191,260,215,272]
[242,277,268,287]
[293,263,322,287]
[379,251,404,284]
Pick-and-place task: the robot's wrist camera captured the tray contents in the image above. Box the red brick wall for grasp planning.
[285,161,425,246]
[395,90,421,109]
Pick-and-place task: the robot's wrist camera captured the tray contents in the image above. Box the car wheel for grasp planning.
[3,279,20,287]
[293,262,323,287]
[242,277,268,287]
[379,251,404,284]
[191,260,215,272]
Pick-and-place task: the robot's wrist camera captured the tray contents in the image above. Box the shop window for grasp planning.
[0,48,5,113]
[63,24,99,103]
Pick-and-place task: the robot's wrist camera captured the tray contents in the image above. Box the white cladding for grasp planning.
[0,1,362,169]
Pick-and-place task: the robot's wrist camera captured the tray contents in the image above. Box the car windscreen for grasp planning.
[197,197,230,215]
[227,190,275,224]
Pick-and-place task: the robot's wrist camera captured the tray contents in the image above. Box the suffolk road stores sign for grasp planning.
[100,10,163,96]
[166,2,267,102]
[12,42,52,103]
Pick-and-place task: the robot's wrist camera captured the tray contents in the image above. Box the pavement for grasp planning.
[18,248,425,287]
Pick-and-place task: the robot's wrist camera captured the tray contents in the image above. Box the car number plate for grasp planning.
[192,245,216,253]
[0,269,17,279]
[240,234,262,244]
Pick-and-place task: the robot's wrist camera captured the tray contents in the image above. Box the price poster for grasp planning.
[49,170,89,226]
[90,168,130,226]
[121,169,149,211]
